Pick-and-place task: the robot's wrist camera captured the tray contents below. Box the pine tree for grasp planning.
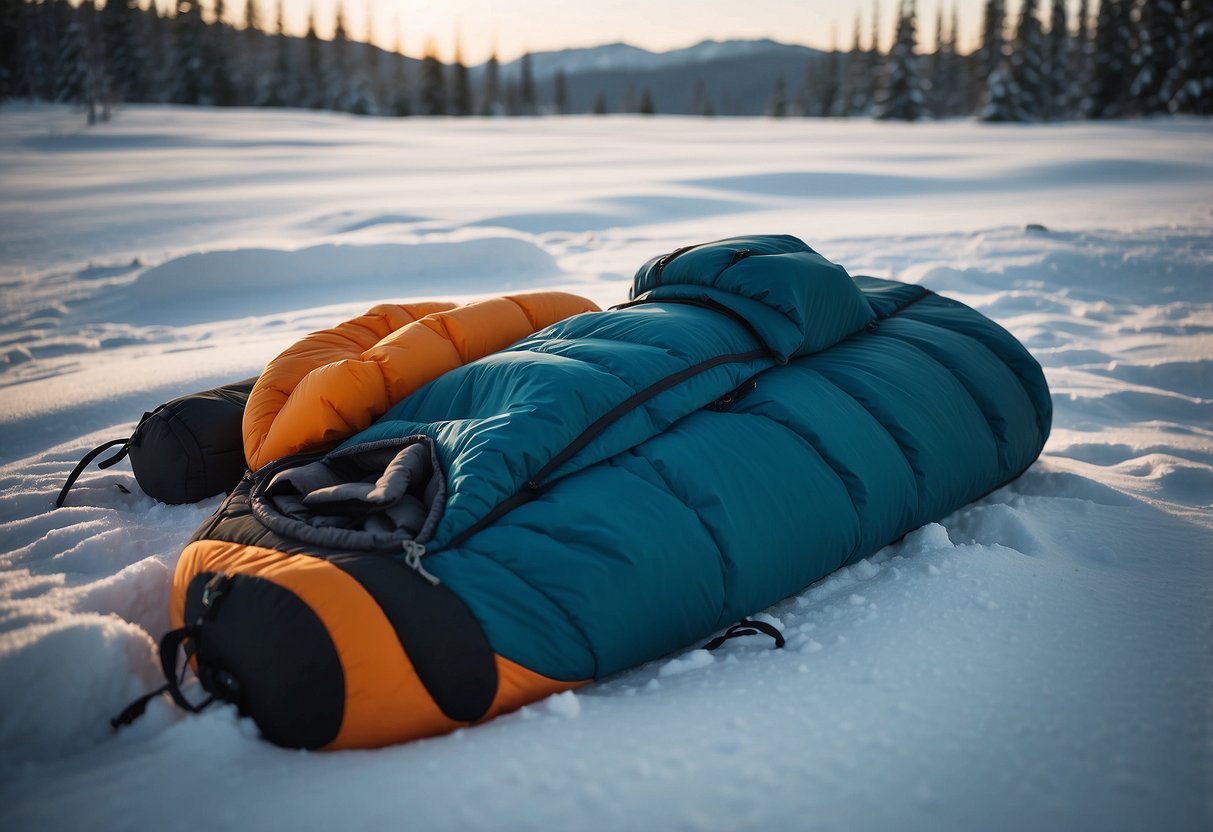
[518,51,536,115]
[1132,0,1183,114]
[818,30,842,116]
[387,20,412,116]
[690,77,713,115]
[768,73,788,117]
[1042,0,1070,119]
[479,50,500,115]
[302,6,324,108]
[866,0,885,108]
[325,1,350,110]
[449,33,471,115]
[875,0,926,120]
[926,6,952,117]
[58,0,108,122]
[343,3,380,115]
[0,0,19,100]
[833,11,867,115]
[638,87,655,114]
[142,0,170,103]
[592,91,608,114]
[977,0,1006,89]
[34,0,71,101]
[240,0,264,106]
[56,8,90,105]
[174,0,206,105]
[258,0,293,106]
[1008,0,1045,119]
[980,57,1023,119]
[419,38,446,115]
[1168,0,1213,114]
[552,69,569,114]
[1069,0,1093,114]
[1088,0,1133,117]
[208,0,237,106]
[99,0,144,102]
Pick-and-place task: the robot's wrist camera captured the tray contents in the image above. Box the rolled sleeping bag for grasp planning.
[57,377,257,507]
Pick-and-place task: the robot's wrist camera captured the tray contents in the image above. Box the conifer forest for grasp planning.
[1,0,1210,124]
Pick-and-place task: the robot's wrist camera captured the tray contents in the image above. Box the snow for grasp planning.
[1,104,1210,831]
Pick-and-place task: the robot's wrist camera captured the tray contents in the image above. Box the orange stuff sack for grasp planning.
[242,292,600,470]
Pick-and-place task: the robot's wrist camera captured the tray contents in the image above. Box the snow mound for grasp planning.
[109,238,563,325]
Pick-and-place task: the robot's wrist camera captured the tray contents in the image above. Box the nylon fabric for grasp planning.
[337,238,1051,682]
[244,293,599,469]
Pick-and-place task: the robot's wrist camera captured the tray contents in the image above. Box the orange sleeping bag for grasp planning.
[243,292,600,469]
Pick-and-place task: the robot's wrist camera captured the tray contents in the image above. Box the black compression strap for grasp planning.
[110,683,172,729]
[110,626,218,732]
[158,627,216,714]
[56,438,131,508]
[703,618,786,651]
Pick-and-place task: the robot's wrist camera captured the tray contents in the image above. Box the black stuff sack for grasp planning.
[56,377,258,507]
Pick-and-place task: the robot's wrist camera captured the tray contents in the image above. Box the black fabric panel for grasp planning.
[193,481,500,723]
[327,554,498,722]
[128,377,257,504]
[183,571,345,749]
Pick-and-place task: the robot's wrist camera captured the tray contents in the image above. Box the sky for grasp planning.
[202,0,1036,63]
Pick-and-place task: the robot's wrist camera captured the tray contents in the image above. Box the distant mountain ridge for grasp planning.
[496,39,822,82]
[482,38,825,116]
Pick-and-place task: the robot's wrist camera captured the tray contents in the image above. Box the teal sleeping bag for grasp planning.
[342,233,1052,683]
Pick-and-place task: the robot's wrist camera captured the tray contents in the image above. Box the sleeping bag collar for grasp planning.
[630,234,876,362]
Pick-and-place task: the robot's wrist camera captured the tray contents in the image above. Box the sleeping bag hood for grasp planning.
[160,234,1052,749]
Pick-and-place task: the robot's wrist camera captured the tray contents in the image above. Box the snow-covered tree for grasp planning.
[817,32,842,116]
[1087,0,1133,117]
[1042,0,1070,119]
[57,0,108,122]
[517,51,537,115]
[449,34,471,116]
[926,6,957,117]
[99,0,145,102]
[478,50,501,115]
[207,0,237,106]
[874,0,926,120]
[977,0,1006,88]
[386,21,412,116]
[833,12,870,115]
[980,57,1024,119]
[301,7,324,108]
[56,9,90,104]
[1168,0,1213,114]
[1008,0,1045,119]
[1131,0,1182,114]
[638,87,655,114]
[257,0,294,106]
[173,0,206,105]
[689,77,714,116]
[0,0,19,100]
[552,69,569,114]
[1068,0,1094,115]
[419,38,446,115]
[767,73,788,117]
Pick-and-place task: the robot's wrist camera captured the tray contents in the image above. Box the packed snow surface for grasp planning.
[0,106,1209,832]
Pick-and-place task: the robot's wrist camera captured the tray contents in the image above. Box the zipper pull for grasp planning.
[402,540,439,586]
[728,249,752,267]
[707,379,758,412]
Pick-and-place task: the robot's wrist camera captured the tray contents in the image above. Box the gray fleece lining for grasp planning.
[250,435,446,550]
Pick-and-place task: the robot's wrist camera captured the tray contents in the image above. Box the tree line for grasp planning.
[0,0,1209,124]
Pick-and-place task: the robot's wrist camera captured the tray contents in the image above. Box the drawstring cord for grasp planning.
[703,618,786,651]
[56,438,131,508]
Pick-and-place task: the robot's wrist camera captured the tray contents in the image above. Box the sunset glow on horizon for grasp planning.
[175,0,1039,63]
